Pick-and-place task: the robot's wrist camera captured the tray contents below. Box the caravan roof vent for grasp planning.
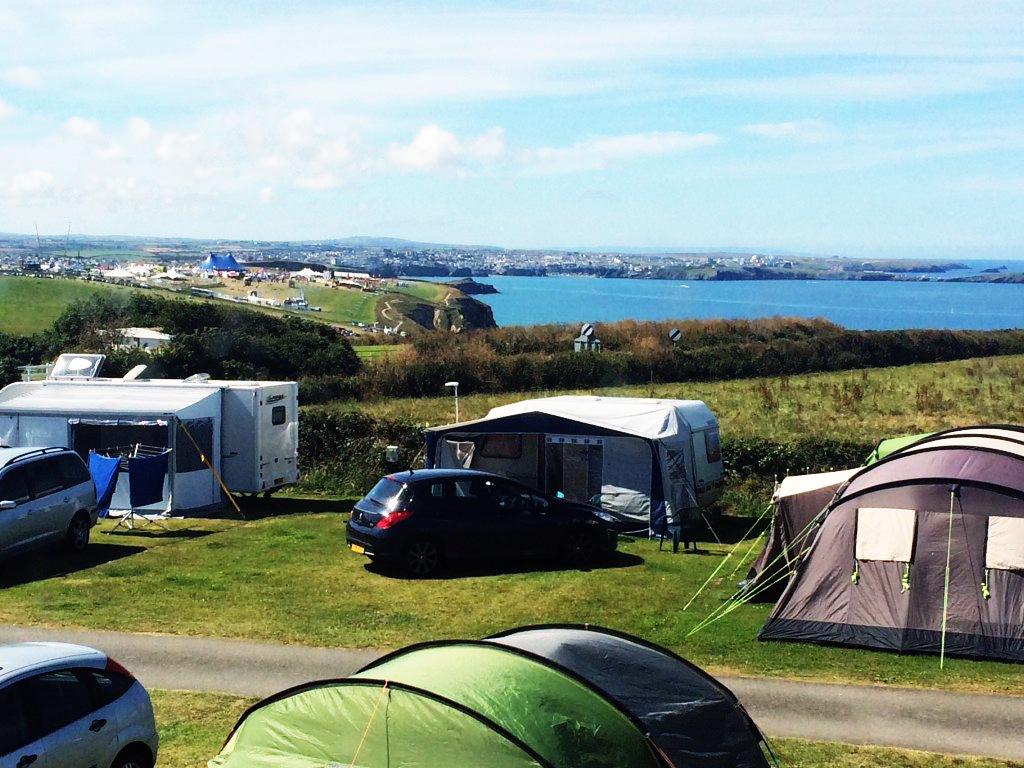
[48,353,105,380]
[184,373,211,383]
[122,364,149,380]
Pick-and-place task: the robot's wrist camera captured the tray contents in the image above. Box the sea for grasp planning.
[438,260,1024,331]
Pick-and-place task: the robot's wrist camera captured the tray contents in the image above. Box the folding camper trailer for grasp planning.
[425,396,724,533]
[0,374,298,514]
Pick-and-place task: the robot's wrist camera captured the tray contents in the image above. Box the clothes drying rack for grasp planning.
[103,444,172,533]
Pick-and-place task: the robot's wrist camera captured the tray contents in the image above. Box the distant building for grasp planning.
[119,327,172,352]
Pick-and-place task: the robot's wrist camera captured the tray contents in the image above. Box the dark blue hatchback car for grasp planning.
[346,468,618,577]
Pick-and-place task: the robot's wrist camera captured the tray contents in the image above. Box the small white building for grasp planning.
[119,327,173,352]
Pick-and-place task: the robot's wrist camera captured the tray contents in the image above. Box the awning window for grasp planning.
[986,516,1024,571]
[855,507,916,562]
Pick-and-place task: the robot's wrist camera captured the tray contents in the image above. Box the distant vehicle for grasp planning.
[346,468,618,577]
[0,641,159,768]
[0,446,97,560]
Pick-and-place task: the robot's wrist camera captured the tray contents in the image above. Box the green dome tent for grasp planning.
[208,627,772,768]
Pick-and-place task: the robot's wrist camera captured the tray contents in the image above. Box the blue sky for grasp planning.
[1,1,1022,257]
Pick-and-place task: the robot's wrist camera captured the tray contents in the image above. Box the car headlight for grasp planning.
[592,510,618,524]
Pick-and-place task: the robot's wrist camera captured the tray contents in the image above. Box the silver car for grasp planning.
[0,447,98,560]
[0,642,159,768]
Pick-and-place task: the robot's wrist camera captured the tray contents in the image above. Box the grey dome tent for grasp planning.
[759,425,1024,661]
[486,625,772,768]
[208,626,772,768]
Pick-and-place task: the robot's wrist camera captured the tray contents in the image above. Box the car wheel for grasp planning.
[64,512,91,552]
[403,538,442,577]
[110,745,154,768]
[564,528,597,569]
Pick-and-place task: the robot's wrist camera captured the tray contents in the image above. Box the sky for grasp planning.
[1,1,1022,258]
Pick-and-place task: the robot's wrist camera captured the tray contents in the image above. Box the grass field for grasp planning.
[150,689,1020,768]
[2,507,1019,696]
[0,277,130,335]
[356,354,1024,446]
[0,275,448,336]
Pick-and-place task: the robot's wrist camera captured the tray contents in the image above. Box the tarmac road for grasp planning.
[2,625,1022,763]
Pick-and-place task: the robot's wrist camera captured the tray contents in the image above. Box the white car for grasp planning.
[0,642,158,768]
[0,447,98,560]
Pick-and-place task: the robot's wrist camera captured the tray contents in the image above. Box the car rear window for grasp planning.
[364,477,409,506]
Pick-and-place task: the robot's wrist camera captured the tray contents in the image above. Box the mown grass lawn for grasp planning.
[1,503,1020,696]
[153,688,1021,768]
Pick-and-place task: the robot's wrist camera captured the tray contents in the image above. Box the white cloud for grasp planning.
[949,176,1024,195]
[155,132,203,163]
[127,117,153,141]
[741,120,838,143]
[5,66,40,88]
[389,125,464,174]
[64,116,102,137]
[0,97,16,120]
[526,131,719,172]
[9,170,54,194]
[259,186,273,204]
[294,174,340,190]
[388,125,507,176]
[98,142,125,160]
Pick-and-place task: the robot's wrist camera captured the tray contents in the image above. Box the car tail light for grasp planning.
[105,656,135,679]
[375,507,413,529]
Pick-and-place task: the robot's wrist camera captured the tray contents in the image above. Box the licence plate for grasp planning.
[349,543,365,555]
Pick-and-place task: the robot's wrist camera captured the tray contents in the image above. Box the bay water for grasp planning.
[464,264,1024,331]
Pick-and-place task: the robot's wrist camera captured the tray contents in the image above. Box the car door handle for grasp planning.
[17,755,37,768]
[89,718,107,732]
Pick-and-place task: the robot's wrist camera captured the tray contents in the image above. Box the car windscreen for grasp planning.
[362,477,408,508]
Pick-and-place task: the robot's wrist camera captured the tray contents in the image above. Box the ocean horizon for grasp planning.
[429,260,1024,330]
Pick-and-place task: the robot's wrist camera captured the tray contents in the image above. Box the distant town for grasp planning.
[0,231,1017,283]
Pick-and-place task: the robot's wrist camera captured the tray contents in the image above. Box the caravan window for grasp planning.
[704,430,721,464]
[855,507,916,562]
[271,406,287,426]
[986,516,1024,571]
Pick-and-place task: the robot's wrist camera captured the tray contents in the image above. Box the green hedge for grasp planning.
[296,407,872,496]
[299,324,1024,404]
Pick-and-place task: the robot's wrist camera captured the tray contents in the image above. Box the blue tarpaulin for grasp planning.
[88,451,121,518]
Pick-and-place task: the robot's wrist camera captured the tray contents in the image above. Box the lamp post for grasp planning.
[444,380,460,423]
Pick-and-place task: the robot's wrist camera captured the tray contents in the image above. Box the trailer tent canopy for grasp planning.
[209,625,771,768]
[425,396,723,532]
[0,379,221,513]
[759,425,1024,661]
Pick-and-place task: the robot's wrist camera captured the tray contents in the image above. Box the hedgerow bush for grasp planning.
[305,320,1024,404]
[295,406,874,496]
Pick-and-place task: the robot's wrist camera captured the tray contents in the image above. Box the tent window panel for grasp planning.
[176,418,213,473]
[855,507,916,562]
[986,516,1024,571]
[479,434,522,460]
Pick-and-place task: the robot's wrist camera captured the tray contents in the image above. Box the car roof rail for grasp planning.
[2,446,69,470]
